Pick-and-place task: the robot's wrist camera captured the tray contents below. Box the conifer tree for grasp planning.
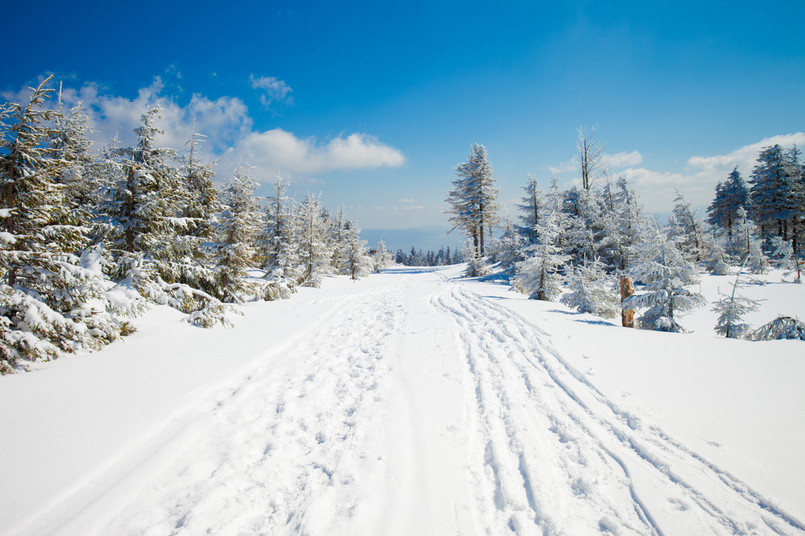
[561,259,619,318]
[297,193,332,287]
[372,239,394,272]
[624,225,704,332]
[260,174,300,298]
[667,191,706,262]
[446,143,499,257]
[214,166,260,303]
[102,107,183,286]
[707,168,749,240]
[713,267,760,338]
[514,208,569,301]
[340,220,372,280]
[516,174,543,244]
[0,77,119,371]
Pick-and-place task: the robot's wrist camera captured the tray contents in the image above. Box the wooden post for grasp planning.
[620,275,635,328]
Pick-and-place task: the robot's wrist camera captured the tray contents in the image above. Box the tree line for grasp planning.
[446,129,804,336]
[0,78,384,373]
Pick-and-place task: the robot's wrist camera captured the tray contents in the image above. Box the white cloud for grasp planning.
[1,76,404,187]
[249,75,293,109]
[687,133,805,176]
[618,133,805,213]
[399,198,417,203]
[602,150,642,169]
[230,129,405,178]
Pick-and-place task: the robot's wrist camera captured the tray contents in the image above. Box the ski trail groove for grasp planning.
[99,280,412,536]
[433,283,804,536]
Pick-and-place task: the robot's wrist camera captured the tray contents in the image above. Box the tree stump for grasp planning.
[620,275,635,328]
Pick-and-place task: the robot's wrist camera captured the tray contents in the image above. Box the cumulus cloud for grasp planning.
[228,129,405,178]
[617,133,805,212]
[2,76,404,187]
[687,133,805,176]
[249,75,293,109]
[602,150,642,169]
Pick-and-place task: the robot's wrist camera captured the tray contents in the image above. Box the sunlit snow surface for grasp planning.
[1,265,803,535]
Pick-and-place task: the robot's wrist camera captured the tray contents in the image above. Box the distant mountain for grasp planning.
[360,226,462,253]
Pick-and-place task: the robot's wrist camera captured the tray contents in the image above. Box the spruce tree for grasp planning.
[297,193,332,287]
[624,225,704,332]
[214,166,260,303]
[0,77,118,371]
[707,167,749,240]
[446,143,500,257]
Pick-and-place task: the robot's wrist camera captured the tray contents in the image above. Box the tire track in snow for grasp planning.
[434,283,804,536]
[97,279,413,536]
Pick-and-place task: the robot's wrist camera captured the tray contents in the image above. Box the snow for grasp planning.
[1,266,803,535]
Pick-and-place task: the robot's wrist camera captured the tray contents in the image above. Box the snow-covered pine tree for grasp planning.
[372,239,394,272]
[707,167,749,241]
[260,173,299,299]
[749,145,801,245]
[101,107,183,287]
[170,121,221,294]
[50,95,95,208]
[0,77,119,372]
[704,237,731,275]
[561,259,619,318]
[623,224,704,332]
[445,143,500,258]
[667,190,706,263]
[340,220,372,280]
[514,208,569,301]
[214,166,260,303]
[490,218,527,274]
[712,266,760,339]
[603,176,646,272]
[770,236,801,282]
[297,193,333,287]
[516,174,543,244]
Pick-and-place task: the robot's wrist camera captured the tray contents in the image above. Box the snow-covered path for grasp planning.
[3,267,803,535]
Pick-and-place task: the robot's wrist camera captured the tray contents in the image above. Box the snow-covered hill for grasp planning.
[1,266,803,535]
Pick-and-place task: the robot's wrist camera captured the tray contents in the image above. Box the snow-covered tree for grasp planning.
[214,166,260,303]
[624,225,704,332]
[490,218,527,274]
[667,191,706,262]
[446,143,500,257]
[101,107,183,284]
[577,125,605,191]
[749,145,802,246]
[297,193,333,287]
[169,121,221,293]
[770,236,801,282]
[339,220,372,280]
[599,176,646,273]
[372,239,394,272]
[259,174,300,299]
[707,167,749,240]
[514,209,569,301]
[0,77,119,371]
[713,268,760,339]
[516,174,543,243]
[561,259,619,318]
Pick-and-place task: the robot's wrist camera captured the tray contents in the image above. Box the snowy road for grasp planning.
[4,267,803,535]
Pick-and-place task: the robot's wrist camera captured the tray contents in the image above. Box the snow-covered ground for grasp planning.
[1,265,803,535]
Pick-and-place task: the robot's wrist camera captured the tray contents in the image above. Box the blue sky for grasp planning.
[3,0,804,249]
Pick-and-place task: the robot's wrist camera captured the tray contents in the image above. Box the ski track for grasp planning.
[93,279,413,536]
[31,271,805,536]
[431,283,805,536]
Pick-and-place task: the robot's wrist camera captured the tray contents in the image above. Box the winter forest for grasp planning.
[0,77,384,374]
[447,135,805,338]
[2,77,804,374]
